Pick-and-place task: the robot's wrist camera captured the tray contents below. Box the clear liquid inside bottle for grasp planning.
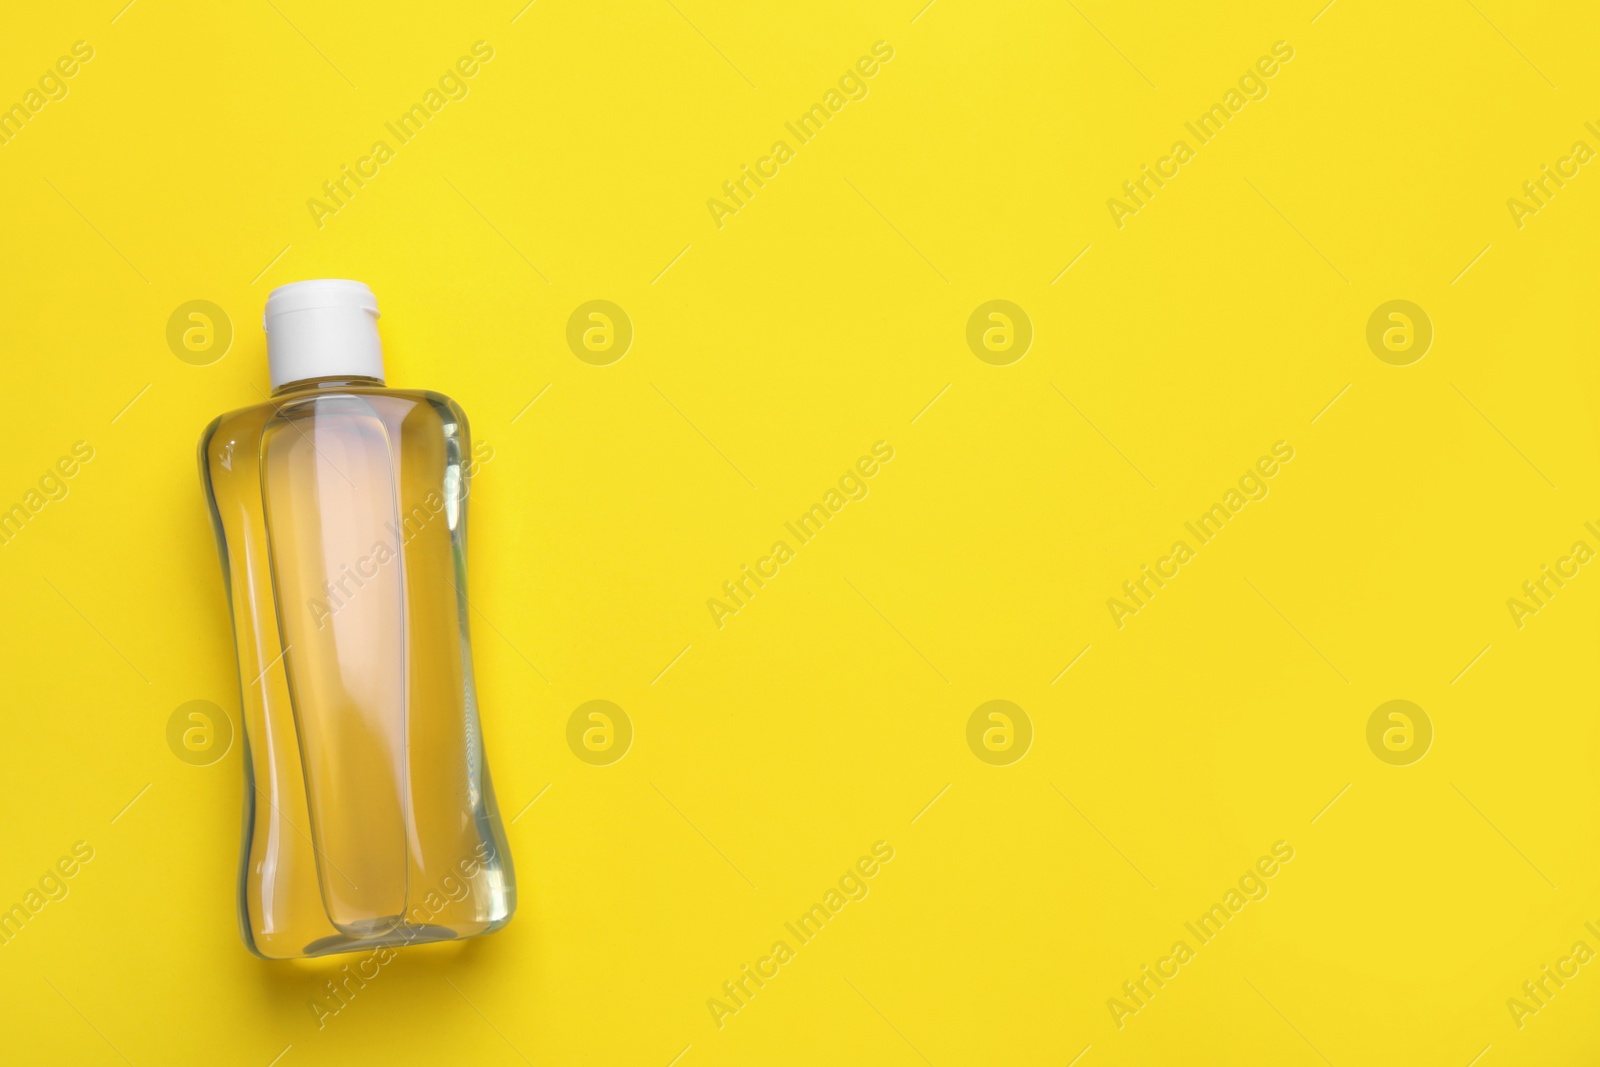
[200,377,515,959]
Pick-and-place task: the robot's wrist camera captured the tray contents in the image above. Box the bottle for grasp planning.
[198,279,515,959]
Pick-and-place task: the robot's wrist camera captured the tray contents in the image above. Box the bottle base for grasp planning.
[299,920,463,958]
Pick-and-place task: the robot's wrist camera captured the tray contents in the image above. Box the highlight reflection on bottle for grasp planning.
[199,279,514,959]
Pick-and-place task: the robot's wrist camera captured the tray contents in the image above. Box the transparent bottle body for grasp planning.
[199,378,514,959]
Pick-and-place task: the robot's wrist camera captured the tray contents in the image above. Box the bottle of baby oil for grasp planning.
[198,279,515,958]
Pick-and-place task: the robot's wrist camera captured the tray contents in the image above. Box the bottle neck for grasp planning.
[270,375,385,398]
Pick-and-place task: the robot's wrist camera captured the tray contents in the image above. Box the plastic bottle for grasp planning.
[198,279,514,958]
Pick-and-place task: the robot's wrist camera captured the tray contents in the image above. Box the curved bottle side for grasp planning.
[198,416,268,959]
[424,393,516,930]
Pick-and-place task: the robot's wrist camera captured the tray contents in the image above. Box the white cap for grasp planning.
[264,279,384,390]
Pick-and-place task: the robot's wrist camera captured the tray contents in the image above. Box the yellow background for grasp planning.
[2,0,1598,1063]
